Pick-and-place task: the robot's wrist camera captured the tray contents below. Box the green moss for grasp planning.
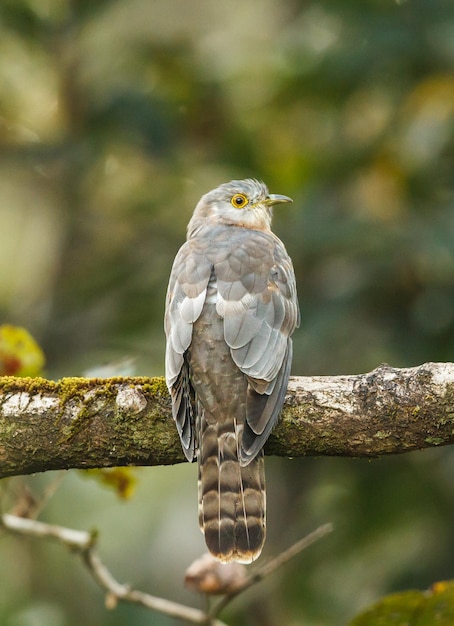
[139,376,169,398]
[374,431,390,440]
[0,375,57,395]
[0,374,170,435]
[425,436,444,446]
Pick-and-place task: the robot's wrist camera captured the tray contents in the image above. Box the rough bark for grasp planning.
[0,362,452,479]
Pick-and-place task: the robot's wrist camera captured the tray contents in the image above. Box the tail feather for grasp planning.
[198,416,265,563]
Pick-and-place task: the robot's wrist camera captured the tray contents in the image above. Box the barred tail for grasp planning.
[197,417,266,563]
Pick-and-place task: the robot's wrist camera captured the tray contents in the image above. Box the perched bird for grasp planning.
[165,179,299,563]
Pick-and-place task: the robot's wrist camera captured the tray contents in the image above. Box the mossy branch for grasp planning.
[0,362,453,479]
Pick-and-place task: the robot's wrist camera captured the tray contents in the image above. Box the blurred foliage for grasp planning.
[350,581,454,626]
[0,0,453,624]
[81,467,138,500]
[0,324,45,376]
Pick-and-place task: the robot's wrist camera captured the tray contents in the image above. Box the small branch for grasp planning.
[2,513,93,547]
[1,513,227,626]
[210,523,333,618]
[0,362,453,478]
[242,522,334,583]
[1,512,332,625]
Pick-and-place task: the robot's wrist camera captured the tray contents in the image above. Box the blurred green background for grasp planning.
[0,0,453,624]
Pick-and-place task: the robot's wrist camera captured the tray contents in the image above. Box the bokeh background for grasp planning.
[0,0,453,624]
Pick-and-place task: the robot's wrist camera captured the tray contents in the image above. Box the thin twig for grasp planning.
[210,523,334,618]
[1,473,66,520]
[36,472,67,516]
[1,513,227,626]
[2,513,94,548]
[1,513,333,624]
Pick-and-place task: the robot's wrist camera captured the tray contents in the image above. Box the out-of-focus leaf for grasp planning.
[0,324,45,377]
[417,582,454,625]
[350,591,423,625]
[81,467,138,500]
[350,581,454,626]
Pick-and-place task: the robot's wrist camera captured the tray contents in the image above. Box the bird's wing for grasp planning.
[215,229,300,464]
[165,240,212,460]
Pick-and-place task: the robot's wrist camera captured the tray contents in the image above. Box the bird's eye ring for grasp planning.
[231,193,249,209]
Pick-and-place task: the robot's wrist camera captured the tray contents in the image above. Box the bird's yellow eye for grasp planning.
[231,193,249,209]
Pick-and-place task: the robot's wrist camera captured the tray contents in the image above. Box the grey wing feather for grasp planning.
[165,241,212,460]
[222,311,263,349]
[171,359,196,461]
[241,340,293,463]
[215,231,299,465]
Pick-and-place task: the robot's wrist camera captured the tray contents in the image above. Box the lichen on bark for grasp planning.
[0,362,453,478]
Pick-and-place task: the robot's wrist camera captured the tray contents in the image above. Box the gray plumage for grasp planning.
[165,179,299,563]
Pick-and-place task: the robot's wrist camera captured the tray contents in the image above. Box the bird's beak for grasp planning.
[265,193,293,206]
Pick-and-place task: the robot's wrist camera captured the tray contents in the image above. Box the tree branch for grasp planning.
[1,512,332,625]
[0,513,228,626]
[0,362,453,478]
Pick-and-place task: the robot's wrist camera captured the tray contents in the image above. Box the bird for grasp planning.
[164,178,299,563]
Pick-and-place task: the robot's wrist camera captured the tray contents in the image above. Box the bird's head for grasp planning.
[187,179,292,237]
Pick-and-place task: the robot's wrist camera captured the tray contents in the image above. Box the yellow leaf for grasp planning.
[81,467,138,500]
[431,580,451,594]
[0,324,45,377]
